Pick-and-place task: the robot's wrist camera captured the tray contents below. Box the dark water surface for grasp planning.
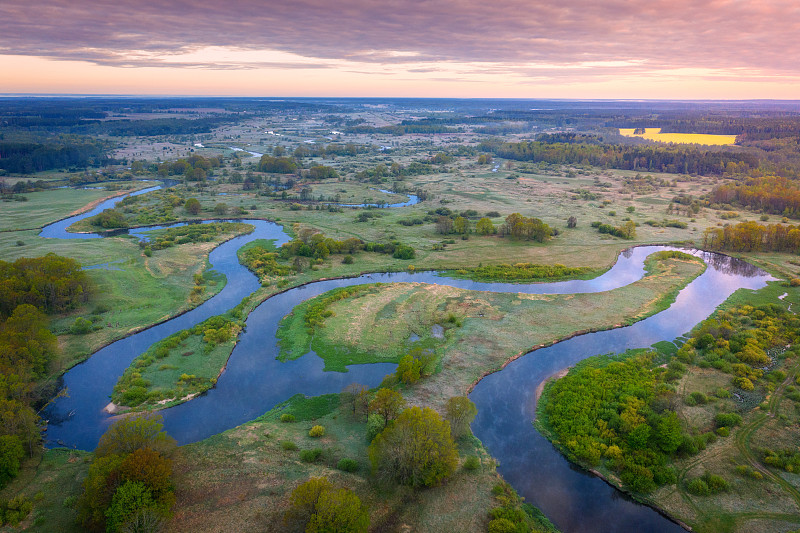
[40,185,773,531]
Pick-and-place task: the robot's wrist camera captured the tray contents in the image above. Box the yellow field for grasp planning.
[619,128,737,146]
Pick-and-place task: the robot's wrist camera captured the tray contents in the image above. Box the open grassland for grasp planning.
[0,186,138,232]
[619,128,738,146]
[277,255,704,405]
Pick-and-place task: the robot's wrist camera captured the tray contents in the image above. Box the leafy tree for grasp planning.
[286,477,368,532]
[445,396,477,438]
[476,217,495,235]
[78,454,127,530]
[184,198,201,215]
[0,434,25,487]
[306,488,369,533]
[105,481,156,533]
[368,388,406,429]
[453,216,469,235]
[95,415,176,458]
[435,216,454,235]
[368,406,458,488]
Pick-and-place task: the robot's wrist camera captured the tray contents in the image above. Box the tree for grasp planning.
[95,415,176,458]
[105,481,156,533]
[340,383,369,419]
[0,435,25,487]
[453,216,469,235]
[213,203,228,216]
[368,388,406,429]
[476,217,494,235]
[567,216,577,228]
[435,216,454,235]
[184,198,201,215]
[306,488,369,533]
[445,396,477,438]
[286,477,368,533]
[621,220,637,239]
[368,406,458,488]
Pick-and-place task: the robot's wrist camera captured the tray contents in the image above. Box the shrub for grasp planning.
[280,414,296,423]
[70,316,94,335]
[309,425,325,438]
[463,455,480,471]
[342,255,354,264]
[686,478,710,495]
[280,441,298,451]
[365,414,383,443]
[337,458,359,473]
[300,448,323,463]
[716,426,730,437]
[715,413,742,428]
[488,518,517,533]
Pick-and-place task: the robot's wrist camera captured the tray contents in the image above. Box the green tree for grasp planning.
[654,412,683,453]
[306,488,369,533]
[445,396,477,438]
[368,406,458,488]
[184,198,201,215]
[0,434,25,487]
[453,216,469,235]
[476,217,494,235]
[368,388,406,429]
[95,415,176,458]
[105,481,156,533]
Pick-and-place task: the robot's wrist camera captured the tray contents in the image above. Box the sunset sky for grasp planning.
[2,0,800,99]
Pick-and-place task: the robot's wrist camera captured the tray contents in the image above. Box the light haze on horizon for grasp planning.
[2,0,800,99]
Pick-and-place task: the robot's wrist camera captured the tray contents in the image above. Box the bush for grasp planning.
[342,255,354,264]
[715,413,742,428]
[686,478,710,495]
[463,455,480,471]
[280,441,298,451]
[337,458,359,473]
[300,448,323,463]
[488,518,517,533]
[70,316,94,335]
[280,414,296,423]
[309,425,325,438]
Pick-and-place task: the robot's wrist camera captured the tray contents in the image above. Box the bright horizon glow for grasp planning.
[3,1,800,99]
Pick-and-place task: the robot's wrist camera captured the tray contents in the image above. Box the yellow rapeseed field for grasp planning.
[619,128,737,146]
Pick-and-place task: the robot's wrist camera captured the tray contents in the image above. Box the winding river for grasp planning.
[40,184,773,532]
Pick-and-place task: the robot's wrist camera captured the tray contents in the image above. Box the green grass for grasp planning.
[274,254,704,397]
[0,449,89,533]
[0,186,134,232]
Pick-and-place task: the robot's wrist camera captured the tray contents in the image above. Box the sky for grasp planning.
[2,0,800,99]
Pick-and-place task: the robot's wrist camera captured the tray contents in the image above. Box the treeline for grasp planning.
[0,137,114,174]
[346,124,457,135]
[354,161,440,182]
[711,176,800,217]
[293,142,370,158]
[702,221,800,253]
[0,255,90,318]
[157,154,221,181]
[280,233,415,261]
[480,139,758,176]
[0,255,90,487]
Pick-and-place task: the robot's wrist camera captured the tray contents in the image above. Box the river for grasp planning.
[39,184,773,532]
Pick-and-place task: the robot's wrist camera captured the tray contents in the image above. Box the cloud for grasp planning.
[1,0,800,82]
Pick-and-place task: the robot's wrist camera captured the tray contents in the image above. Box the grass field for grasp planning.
[276,254,704,406]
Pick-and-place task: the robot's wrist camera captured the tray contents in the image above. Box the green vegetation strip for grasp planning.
[444,262,597,283]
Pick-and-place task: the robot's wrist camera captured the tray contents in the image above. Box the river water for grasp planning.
[40,184,773,532]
